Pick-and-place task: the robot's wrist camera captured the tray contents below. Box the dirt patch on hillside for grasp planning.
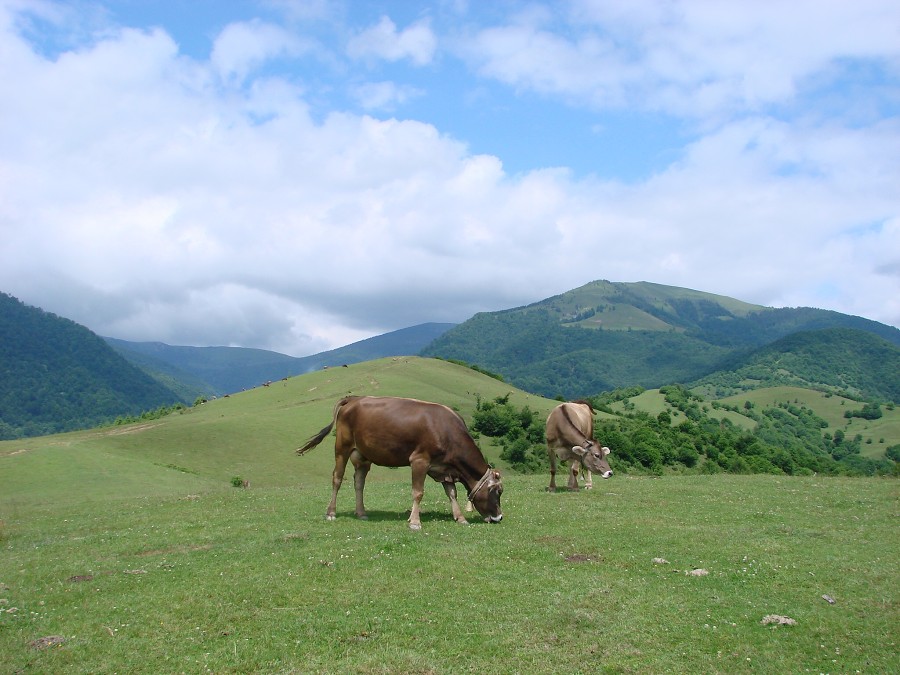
[101,423,161,436]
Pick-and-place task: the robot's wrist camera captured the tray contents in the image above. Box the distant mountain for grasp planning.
[421,280,900,400]
[0,292,183,439]
[107,322,456,395]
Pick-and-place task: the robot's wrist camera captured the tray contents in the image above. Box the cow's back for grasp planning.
[337,396,472,467]
[546,402,593,447]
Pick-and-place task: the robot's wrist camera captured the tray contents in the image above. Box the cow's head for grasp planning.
[470,469,504,523]
[572,443,613,478]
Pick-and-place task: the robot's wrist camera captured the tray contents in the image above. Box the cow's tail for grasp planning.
[295,397,354,456]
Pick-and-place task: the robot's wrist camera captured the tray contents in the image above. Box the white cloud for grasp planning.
[211,19,309,83]
[464,0,900,117]
[347,16,436,66]
[0,0,897,358]
[350,80,423,111]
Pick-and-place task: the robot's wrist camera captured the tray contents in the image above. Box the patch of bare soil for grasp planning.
[67,574,94,583]
[29,635,65,650]
[101,422,160,436]
[564,553,601,563]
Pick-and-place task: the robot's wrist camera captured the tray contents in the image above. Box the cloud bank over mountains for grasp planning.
[1,0,897,356]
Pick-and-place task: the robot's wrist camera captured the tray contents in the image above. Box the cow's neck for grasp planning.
[456,454,490,492]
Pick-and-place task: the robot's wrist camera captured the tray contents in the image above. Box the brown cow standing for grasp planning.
[545,400,612,492]
[296,396,503,530]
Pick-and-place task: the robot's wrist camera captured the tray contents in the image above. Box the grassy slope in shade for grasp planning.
[1,357,897,673]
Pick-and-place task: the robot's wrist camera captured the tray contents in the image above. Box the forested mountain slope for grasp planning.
[0,292,183,439]
[421,280,900,400]
[690,328,900,401]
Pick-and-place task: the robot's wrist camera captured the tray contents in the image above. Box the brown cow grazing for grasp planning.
[545,400,612,492]
[296,396,503,530]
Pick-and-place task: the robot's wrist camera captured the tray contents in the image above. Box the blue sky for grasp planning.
[1,0,898,355]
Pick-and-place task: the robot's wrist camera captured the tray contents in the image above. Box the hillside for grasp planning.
[2,357,893,514]
[422,280,900,400]
[691,328,900,401]
[0,357,548,501]
[107,322,456,395]
[0,292,183,439]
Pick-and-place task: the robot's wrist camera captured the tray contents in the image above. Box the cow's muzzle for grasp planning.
[485,514,503,523]
[600,470,613,479]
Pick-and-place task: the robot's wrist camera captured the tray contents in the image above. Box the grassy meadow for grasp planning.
[2,358,897,673]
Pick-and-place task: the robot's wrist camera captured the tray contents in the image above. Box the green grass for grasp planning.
[2,358,897,673]
[1,477,895,673]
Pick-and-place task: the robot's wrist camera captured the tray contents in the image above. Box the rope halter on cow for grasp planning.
[465,467,495,512]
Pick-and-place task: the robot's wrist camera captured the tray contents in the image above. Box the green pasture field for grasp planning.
[718,387,900,458]
[610,386,898,458]
[2,477,895,673]
[2,358,897,673]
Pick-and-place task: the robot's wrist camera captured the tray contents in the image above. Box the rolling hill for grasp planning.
[422,280,900,400]
[2,356,893,514]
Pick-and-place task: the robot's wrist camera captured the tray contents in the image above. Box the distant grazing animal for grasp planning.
[545,400,612,491]
[296,396,503,530]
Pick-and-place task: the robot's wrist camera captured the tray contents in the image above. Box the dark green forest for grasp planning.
[0,293,182,439]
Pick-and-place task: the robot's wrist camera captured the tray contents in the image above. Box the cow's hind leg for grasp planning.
[547,447,558,492]
[441,481,468,525]
[326,455,348,521]
[408,456,429,530]
[326,434,353,521]
[350,449,371,520]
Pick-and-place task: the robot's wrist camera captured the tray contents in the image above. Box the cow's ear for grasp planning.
[571,445,587,457]
[492,470,502,480]
[602,446,611,456]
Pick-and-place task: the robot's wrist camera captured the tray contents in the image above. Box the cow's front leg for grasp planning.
[408,457,429,530]
[582,469,594,490]
[350,450,371,520]
[567,459,581,491]
[442,481,468,525]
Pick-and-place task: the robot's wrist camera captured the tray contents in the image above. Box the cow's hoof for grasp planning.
[408,522,422,531]
[325,514,336,521]
[546,487,556,493]
[356,514,368,520]
[455,518,470,525]
[584,485,593,490]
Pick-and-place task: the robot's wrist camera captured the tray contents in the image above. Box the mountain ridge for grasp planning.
[106,322,457,395]
[422,280,900,400]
